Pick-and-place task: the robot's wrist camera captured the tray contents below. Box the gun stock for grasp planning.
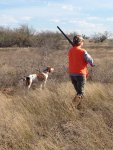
[57,26,74,47]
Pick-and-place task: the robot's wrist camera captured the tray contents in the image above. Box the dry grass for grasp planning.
[0,40,113,149]
[0,82,113,150]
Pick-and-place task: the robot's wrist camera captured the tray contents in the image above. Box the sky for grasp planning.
[0,0,113,36]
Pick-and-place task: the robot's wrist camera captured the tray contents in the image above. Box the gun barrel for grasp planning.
[57,26,74,46]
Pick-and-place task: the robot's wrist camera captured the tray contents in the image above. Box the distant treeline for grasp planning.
[0,25,65,49]
[0,24,111,48]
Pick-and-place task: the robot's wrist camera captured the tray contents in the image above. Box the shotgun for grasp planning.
[57,26,74,47]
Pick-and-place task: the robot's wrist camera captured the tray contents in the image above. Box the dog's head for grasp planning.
[43,67,54,73]
[21,76,26,81]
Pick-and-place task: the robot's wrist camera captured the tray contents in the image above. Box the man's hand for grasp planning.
[91,64,95,67]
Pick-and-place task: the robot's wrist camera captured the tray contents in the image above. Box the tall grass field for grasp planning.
[0,39,113,150]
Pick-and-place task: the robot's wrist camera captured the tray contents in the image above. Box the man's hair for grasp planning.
[73,35,84,46]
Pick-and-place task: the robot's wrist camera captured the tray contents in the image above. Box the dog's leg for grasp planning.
[43,81,46,88]
[43,80,47,89]
[39,83,43,90]
[28,79,32,89]
[39,80,46,90]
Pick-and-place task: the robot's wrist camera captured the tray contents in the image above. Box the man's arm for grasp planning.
[84,51,95,67]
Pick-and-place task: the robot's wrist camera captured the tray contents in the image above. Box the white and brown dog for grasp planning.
[22,67,54,89]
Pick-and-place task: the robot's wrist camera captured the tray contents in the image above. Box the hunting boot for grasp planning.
[72,95,83,109]
[77,94,86,110]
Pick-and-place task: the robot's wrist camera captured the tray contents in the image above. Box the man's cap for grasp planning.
[73,35,84,45]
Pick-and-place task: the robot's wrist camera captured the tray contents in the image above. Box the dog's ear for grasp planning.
[46,66,51,72]
[46,66,54,72]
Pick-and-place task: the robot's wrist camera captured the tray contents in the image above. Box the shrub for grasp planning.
[90,31,111,43]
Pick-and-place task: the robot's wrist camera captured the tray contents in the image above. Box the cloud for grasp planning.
[86,16,99,20]
[20,16,32,21]
[51,19,61,23]
[50,17,104,33]
[0,0,112,35]
[65,18,107,35]
[106,17,113,22]
[0,15,18,24]
[69,19,96,28]
[0,14,32,27]
[62,5,74,11]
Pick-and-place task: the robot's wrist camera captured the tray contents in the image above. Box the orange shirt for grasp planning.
[68,46,88,75]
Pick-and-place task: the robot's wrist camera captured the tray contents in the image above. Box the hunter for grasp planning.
[68,35,95,109]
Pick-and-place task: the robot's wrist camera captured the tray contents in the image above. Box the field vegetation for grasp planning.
[0,25,113,150]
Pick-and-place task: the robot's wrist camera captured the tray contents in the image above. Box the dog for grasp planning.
[22,67,54,89]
